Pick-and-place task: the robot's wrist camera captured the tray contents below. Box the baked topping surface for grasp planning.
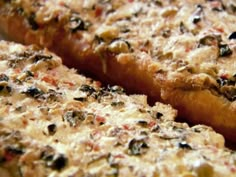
[1,0,236,102]
[0,41,236,176]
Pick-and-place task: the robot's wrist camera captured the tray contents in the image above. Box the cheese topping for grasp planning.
[1,0,235,101]
[0,41,235,177]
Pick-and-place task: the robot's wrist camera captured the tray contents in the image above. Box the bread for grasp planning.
[0,40,236,177]
[0,1,236,142]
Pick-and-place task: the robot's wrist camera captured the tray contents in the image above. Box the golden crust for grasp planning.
[0,0,236,143]
[161,88,236,140]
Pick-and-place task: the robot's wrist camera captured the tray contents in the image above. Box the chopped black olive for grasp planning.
[24,70,34,77]
[161,29,171,38]
[109,38,132,53]
[49,154,68,171]
[18,51,33,58]
[8,51,34,68]
[45,89,61,102]
[69,14,90,32]
[192,4,203,24]
[28,13,39,30]
[229,4,236,13]
[228,32,236,40]
[192,16,201,24]
[33,54,53,63]
[92,88,108,101]
[193,128,201,133]
[230,95,236,102]
[140,131,149,136]
[80,84,96,95]
[120,27,130,33]
[156,112,163,119]
[15,106,24,112]
[173,126,184,132]
[109,164,119,177]
[41,148,67,171]
[111,101,124,107]
[5,145,24,155]
[153,0,162,6]
[221,87,236,101]
[74,97,87,102]
[159,135,179,140]
[179,22,188,34]
[0,85,12,94]
[106,154,119,176]
[217,78,228,86]
[111,38,131,49]
[107,85,124,94]
[94,35,104,44]
[63,110,85,127]
[128,139,149,155]
[199,35,221,46]
[14,79,23,85]
[0,74,9,82]
[40,146,54,161]
[137,120,148,127]
[16,7,24,15]
[225,77,235,85]
[151,125,160,132]
[47,124,57,135]
[0,85,5,91]
[22,86,44,98]
[219,44,232,57]
[178,141,192,150]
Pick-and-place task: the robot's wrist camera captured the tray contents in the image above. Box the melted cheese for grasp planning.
[3,0,236,99]
[0,41,235,177]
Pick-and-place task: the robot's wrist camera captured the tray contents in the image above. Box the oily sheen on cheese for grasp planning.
[0,1,236,142]
[0,41,235,177]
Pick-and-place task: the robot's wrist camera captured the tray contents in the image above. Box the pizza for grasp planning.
[0,40,235,177]
[0,1,236,143]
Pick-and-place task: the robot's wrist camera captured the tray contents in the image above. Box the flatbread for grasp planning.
[0,0,236,142]
[0,40,235,177]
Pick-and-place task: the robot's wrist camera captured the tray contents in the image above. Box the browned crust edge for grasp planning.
[161,88,236,142]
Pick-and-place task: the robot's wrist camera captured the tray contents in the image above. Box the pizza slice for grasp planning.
[0,0,236,142]
[0,40,236,177]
